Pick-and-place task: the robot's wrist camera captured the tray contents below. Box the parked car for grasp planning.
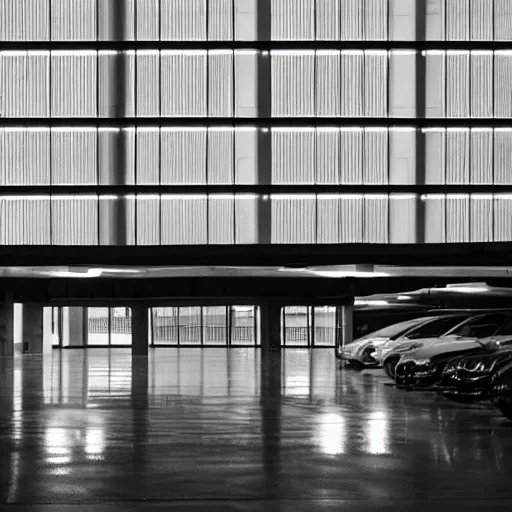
[377,312,511,379]
[492,359,512,420]
[436,348,512,402]
[337,314,470,370]
[394,313,512,388]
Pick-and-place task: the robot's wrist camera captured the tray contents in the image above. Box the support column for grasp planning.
[98,0,131,246]
[132,306,149,356]
[0,293,14,357]
[336,302,354,358]
[61,307,86,348]
[22,304,45,355]
[260,301,282,351]
[257,0,272,244]
[415,1,427,244]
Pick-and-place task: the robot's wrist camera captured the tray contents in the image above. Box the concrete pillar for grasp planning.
[341,304,354,349]
[260,301,282,351]
[415,0,427,244]
[22,304,46,355]
[0,293,14,357]
[257,0,272,244]
[132,306,149,356]
[61,307,86,348]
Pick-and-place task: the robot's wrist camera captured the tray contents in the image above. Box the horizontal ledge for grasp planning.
[2,185,512,196]
[1,41,512,51]
[3,243,512,268]
[1,118,512,128]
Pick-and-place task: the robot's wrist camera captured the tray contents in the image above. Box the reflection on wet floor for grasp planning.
[1,348,512,511]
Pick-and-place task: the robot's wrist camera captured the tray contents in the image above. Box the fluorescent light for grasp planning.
[354,299,389,306]
[312,271,389,278]
[52,269,103,278]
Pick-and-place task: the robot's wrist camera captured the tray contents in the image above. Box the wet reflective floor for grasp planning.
[1,348,512,511]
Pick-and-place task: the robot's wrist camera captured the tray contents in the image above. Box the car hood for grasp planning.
[381,335,461,354]
[343,336,389,351]
[402,337,483,361]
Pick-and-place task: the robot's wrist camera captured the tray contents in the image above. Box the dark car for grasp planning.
[394,313,512,389]
[492,359,512,420]
[436,349,512,403]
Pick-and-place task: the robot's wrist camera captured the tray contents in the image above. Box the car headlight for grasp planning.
[411,358,431,367]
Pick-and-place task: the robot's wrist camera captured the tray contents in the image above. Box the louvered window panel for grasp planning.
[0,197,50,245]
[271,196,316,244]
[161,129,207,184]
[208,129,234,184]
[316,129,340,184]
[51,129,97,185]
[271,0,314,40]
[0,128,50,185]
[234,195,258,244]
[340,129,363,183]
[389,194,417,243]
[364,195,389,243]
[271,52,315,117]
[425,51,446,118]
[495,0,512,41]
[209,0,233,40]
[98,196,136,246]
[136,0,159,40]
[0,52,49,117]
[208,196,235,244]
[209,51,233,117]
[363,129,388,184]
[446,129,470,184]
[471,0,493,40]
[317,195,341,244]
[136,51,160,116]
[136,128,160,184]
[51,52,96,117]
[364,51,387,117]
[364,0,388,40]
[160,0,206,41]
[471,51,493,117]
[272,129,315,184]
[494,130,512,184]
[446,0,470,40]
[98,51,136,118]
[494,196,512,241]
[179,307,202,345]
[316,51,341,116]
[470,129,493,183]
[446,52,470,118]
[203,306,227,346]
[494,52,512,118]
[446,195,470,242]
[161,196,207,245]
[52,197,98,245]
[340,0,363,40]
[470,196,493,242]
[424,195,446,243]
[0,0,49,40]
[340,52,363,117]
[51,0,96,41]
[161,51,207,117]
[136,196,160,245]
[316,0,341,40]
[424,129,446,184]
[340,196,363,243]
[98,128,136,185]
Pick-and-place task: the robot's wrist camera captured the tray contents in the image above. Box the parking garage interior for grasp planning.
[4,1,512,511]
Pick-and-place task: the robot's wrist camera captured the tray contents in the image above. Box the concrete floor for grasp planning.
[1,349,512,511]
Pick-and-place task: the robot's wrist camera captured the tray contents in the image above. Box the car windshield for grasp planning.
[402,315,469,340]
[493,314,512,336]
[445,313,511,338]
[355,317,428,341]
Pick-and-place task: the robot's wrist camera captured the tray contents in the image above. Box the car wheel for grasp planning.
[384,357,400,380]
[497,400,512,420]
[361,346,376,365]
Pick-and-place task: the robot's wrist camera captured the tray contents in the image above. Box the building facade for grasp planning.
[1,0,512,248]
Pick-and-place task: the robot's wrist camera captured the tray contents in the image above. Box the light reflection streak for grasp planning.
[364,411,390,455]
[317,413,346,456]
